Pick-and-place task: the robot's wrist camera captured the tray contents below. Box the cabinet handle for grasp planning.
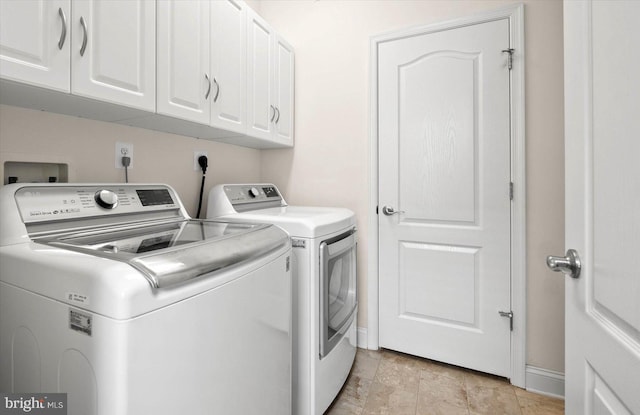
[204,74,211,99]
[79,16,88,56]
[275,107,280,124]
[212,78,220,103]
[58,7,67,50]
[270,105,276,122]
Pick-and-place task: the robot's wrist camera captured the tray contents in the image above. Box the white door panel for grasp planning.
[379,18,511,376]
[399,51,478,224]
[157,0,210,123]
[399,243,478,325]
[211,0,246,134]
[591,4,640,333]
[563,1,640,413]
[273,34,294,145]
[0,0,70,91]
[72,0,155,112]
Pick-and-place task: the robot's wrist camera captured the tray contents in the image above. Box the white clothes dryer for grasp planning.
[0,183,292,415]
[208,184,357,415]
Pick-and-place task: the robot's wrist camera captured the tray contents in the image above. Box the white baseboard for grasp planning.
[525,365,565,399]
[357,327,368,349]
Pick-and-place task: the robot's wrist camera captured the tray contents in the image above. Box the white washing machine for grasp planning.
[0,183,292,415]
[208,184,357,415]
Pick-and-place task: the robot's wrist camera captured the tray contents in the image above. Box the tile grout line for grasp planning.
[411,374,420,415]
[513,386,524,414]
[359,353,380,415]
[512,385,525,415]
[462,371,471,414]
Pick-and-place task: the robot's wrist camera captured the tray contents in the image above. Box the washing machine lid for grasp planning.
[221,206,355,238]
[37,219,289,288]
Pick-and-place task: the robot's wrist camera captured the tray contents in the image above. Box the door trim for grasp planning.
[367,3,526,387]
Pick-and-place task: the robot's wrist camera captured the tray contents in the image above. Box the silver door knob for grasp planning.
[382,205,404,216]
[546,249,581,279]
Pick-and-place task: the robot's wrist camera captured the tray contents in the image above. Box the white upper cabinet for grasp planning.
[156,0,245,133]
[245,9,294,147]
[157,0,210,124]
[246,9,274,141]
[0,0,293,149]
[71,0,155,112]
[211,0,246,134]
[272,34,294,146]
[0,0,71,92]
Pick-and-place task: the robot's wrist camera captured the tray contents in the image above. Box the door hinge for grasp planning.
[499,310,514,331]
[502,48,515,70]
[509,182,514,200]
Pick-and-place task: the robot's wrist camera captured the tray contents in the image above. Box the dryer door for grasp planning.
[319,229,357,358]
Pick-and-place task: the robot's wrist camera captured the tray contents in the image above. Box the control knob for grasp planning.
[248,187,260,198]
[95,189,119,209]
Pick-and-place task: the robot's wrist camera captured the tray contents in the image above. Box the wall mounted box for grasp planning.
[4,161,69,184]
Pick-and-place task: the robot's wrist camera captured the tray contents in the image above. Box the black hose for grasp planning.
[195,155,208,219]
[196,174,206,218]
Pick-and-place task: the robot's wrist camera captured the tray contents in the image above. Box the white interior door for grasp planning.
[562,1,640,413]
[378,18,512,377]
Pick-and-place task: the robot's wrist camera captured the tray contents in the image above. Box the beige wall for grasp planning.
[256,1,565,372]
[0,105,262,217]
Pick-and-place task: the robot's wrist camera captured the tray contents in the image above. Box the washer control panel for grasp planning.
[14,185,179,224]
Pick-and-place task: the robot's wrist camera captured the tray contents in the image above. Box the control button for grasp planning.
[248,187,260,198]
[94,190,119,209]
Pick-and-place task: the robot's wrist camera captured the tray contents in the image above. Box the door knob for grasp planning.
[382,205,404,216]
[546,249,581,279]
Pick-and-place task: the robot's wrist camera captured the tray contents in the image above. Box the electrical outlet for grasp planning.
[194,151,208,171]
[115,142,134,169]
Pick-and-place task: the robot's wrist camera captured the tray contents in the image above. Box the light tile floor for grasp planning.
[325,349,564,415]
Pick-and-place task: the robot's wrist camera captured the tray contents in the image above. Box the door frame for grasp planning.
[367,3,526,387]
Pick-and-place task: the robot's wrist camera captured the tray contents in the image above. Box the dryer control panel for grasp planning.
[222,184,285,209]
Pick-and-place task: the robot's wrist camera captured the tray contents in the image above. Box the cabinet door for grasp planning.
[157,0,210,124]
[273,34,294,145]
[246,9,273,140]
[0,0,70,92]
[72,0,155,111]
[211,0,246,134]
